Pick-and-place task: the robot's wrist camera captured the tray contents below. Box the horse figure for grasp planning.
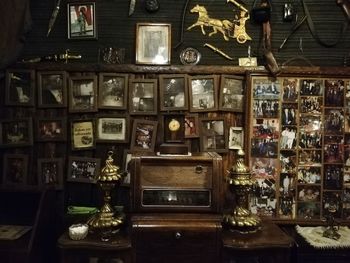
[187,5,233,41]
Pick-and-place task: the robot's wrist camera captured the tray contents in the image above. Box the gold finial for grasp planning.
[99,151,122,182]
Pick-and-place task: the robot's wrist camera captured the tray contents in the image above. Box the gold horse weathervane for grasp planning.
[187,1,251,44]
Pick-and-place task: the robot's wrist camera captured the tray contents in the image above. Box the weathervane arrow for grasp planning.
[47,0,62,37]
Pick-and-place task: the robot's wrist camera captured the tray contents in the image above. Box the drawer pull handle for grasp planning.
[175,232,182,239]
[195,165,203,174]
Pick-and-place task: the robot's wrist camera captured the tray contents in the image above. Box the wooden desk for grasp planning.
[222,222,294,263]
[57,230,132,263]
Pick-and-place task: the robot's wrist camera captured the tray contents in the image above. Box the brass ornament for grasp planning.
[204,43,234,60]
[223,149,261,233]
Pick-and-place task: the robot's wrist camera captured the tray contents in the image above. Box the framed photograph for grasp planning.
[228,127,244,150]
[5,69,35,106]
[37,71,67,108]
[96,115,129,143]
[2,154,28,186]
[129,79,158,115]
[189,75,218,112]
[98,73,128,110]
[67,156,100,183]
[135,23,171,65]
[37,158,64,189]
[71,119,95,151]
[122,149,133,186]
[0,118,33,147]
[36,117,67,142]
[67,2,97,39]
[184,113,199,138]
[130,119,158,152]
[219,75,244,112]
[163,114,185,143]
[69,75,98,113]
[159,74,188,111]
[199,117,227,153]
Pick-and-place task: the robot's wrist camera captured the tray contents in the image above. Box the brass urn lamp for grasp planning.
[223,149,261,233]
[87,151,125,241]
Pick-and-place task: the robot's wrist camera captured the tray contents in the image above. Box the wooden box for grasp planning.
[129,152,223,213]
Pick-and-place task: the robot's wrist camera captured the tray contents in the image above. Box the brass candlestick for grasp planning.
[87,151,125,241]
[223,149,261,233]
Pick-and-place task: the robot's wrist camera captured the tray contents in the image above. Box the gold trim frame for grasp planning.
[135,23,171,65]
[98,73,128,110]
[159,74,188,111]
[37,71,67,108]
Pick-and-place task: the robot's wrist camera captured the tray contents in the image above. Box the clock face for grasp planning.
[168,119,180,132]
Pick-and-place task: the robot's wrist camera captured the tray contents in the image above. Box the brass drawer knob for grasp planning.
[195,165,203,174]
[175,232,182,239]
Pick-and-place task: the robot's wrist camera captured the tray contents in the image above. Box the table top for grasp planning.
[222,221,294,250]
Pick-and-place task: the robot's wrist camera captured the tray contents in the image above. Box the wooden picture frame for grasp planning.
[71,119,95,151]
[37,158,64,189]
[2,154,28,186]
[219,75,244,112]
[0,118,33,147]
[184,113,200,138]
[98,73,128,110]
[199,117,227,153]
[130,119,158,152]
[67,2,97,39]
[135,23,171,65]
[67,156,100,183]
[189,75,218,112]
[69,75,98,113]
[228,127,244,150]
[96,115,129,143]
[129,79,158,115]
[37,71,67,108]
[163,113,185,143]
[5,69,35,107]
[159,74,188,111]
[36,117,67,142]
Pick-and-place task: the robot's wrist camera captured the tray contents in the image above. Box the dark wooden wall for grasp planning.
[21,0,350,67]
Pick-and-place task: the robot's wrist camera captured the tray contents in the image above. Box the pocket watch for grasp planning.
[168,118,181,132]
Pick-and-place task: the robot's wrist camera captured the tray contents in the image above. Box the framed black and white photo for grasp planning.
[219,75,244,112]
[129,79,158,115]
[37,71,67,108]
[67,156,100,183]
[98,73,128,110]
[96,115,129,143]
[228,127,244,150]
[67,2,97,39]
[159,74,188,111]
[199,117,227,153]
[37,158,64,189]
[189,75,218,112]
[69,75,98,113]
[0,118,33,147]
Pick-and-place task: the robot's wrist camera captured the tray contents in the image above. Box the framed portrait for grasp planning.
[135,23,171,65]
[5,69,35,107]
[0,118,33,147]
[189,75,218,112]
[228,127,244,150]
[219,75,244,112]
[98,73,128,110]
[67,156,100,183]
[199,117,227,153]
[130,119,158,152]
[71,119,95,151]
[184,113,199,138]
[69,75,98,113]
[36,117,67,142]
[67,2,97,39]
[129,79,158,115]
[159,74,188,111]
[37,71,67,108]
[96,115,129,143]
[37,158,64,189]
[2,154,28,186]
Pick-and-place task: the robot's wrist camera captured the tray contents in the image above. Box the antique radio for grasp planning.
[129,152,223,213]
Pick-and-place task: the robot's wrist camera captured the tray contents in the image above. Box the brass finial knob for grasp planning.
[98,151,122,182]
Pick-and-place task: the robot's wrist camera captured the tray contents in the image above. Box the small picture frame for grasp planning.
[37,71,67,108]
[5,69,35,107]
[184,113,199,138]
[122,149,133,186]
[130,119,158,152]
[159,74,188,111]
[67,156,100,183]
[228,127,244,150]
[0,118,33,147]
[36,117,67,142]
[219,75,244,112]
[71,119,95,151]
[37,158,64,189]
[69,75,98,113]
[199,117,227,153]
[135,23,171,65]
[96,115,129,143]
[129,79,158,115]
[98,73,128,110]
[67,2,97,39]
[2,154,28,186]
[189,75,218,112]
